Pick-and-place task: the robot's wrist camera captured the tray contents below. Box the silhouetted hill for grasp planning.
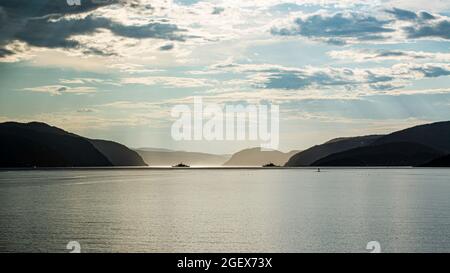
[136,149,230,166]
[372,121,450,153]
[311,142,444,167]
[0,122,112,167]
[224,147,299,166]
[285,135,382,167]
[90,139,147,166]
[0,122,147,167]
[421,155,450,167]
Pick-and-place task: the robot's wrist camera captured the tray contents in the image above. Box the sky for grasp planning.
[1,0,450,154]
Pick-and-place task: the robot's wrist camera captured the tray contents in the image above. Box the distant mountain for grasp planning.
[372,121,450,153]
[90,139,147,166]
[285,135,382,167]
[0,122,146,167]
[223,147,299,166]
[421,155,450,167]
[136,149,230,166]
[312,142,444,167]
[136,147,175,152]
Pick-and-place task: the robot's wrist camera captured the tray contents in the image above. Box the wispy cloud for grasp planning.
[328,49,450,62]
[212,62,450,91]
[121,76,215,88]
[23,85,97,96]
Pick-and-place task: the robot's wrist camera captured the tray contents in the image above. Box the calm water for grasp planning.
[0,168,449,253]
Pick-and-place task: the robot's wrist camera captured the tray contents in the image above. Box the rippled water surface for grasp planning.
[0,169,449,252]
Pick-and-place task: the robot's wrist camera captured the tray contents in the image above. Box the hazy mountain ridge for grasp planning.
[136,149,230,166]
[224,147,299,166]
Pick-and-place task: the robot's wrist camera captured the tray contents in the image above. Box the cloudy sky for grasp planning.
[1,0,450,153]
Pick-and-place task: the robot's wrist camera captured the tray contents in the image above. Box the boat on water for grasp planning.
[172,163,190,168]
[262,163,280,168]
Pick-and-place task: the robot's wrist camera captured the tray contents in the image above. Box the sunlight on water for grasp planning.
[0,169,449,253]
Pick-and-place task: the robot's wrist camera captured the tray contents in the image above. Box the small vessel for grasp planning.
[172,163,190,168]
[263,163,280,168]
[317,168,321,172]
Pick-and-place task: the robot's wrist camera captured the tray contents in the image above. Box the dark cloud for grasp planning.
[223,63,450,91]
[325,38,347,46]
[369,83,401,91]
[0,0,188,58]
[385,8,419,21]
[404,20,450,40]
[385,8,436,21]
[0,47,13,57]
[0,0,116,19]
[58,86,68,92]
[272,9,450,44]
[419,12,436,20]
[212,7,225,15]
[375,51,410,58]
[174,0,199,6]
[159,43,174,51]
[271,12,395,44]
[0,7,6,23]
[411,65,450,78]
[5,15,185,50]
[257,68,394,90]
[382,8,450,40]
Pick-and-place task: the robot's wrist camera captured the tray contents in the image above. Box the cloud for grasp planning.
[109,63,165,74]
[383,8,450,40]
[0,0,116,18]
[0,47,12,57]
[159,43,175,51]
[410,64,450,77]
[213,62,450,91]
[271,8,450,44]
[121,76,214,88]
[23,85,97,95]
[59,77,120,86]
[404,19,450,40]
[384,8,437,22]
[175,0,200,6]
[384,8,426,21]
[328,49,450,62]
[0,0,190,60]
[76,108,95,113]
[255,67,397,90]
[271,11,395,44]
[9,15,186,50]
[212,7,225,15]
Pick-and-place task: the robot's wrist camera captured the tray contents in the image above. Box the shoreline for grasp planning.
[1,166,448,172]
